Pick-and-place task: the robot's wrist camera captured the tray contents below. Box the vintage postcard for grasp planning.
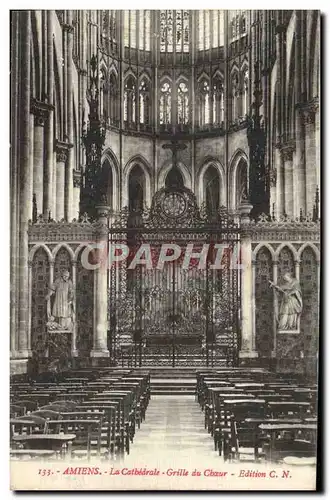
[10,9,320,491]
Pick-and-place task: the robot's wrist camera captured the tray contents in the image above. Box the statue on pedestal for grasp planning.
[269,273,303,330]
[46,269,74,331]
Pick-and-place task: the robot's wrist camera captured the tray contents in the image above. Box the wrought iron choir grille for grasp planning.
[108,186,241,367]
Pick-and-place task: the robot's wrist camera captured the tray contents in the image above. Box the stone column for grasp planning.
[280,142,295,218]
[64,17,75,221]
[91,204,110,358]
[73,169,82,219]
[44,10,55,219]
[10,10,19,357]
[55,141,72,220]
[294,109,306,216]
[52,150,57,218]
[271,259,278,357]
[71,260,78,357]
[274,146,284,217]
[239,202,258,362]
[31,100,48,215]
[300,99,319,215]
[17,10,32,360]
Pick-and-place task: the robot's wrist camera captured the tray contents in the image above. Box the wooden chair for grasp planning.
[76,403,119,458]
[45,418,102,461]
[222,399,267,462]
[10,404,26,418]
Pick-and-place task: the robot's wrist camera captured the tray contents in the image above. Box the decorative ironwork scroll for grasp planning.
[108,186,241,367]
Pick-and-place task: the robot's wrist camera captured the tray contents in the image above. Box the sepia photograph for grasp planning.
[9,8,321,491]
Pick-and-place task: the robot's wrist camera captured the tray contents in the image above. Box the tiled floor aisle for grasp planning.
[123,395,221,466]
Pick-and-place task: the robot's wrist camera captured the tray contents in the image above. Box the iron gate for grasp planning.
[108,186,241,367]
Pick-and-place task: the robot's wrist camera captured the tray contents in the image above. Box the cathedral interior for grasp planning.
[8,10,321,474]
[10,10,320,378]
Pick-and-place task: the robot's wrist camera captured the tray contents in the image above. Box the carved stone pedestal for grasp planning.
[275,330,304,375]
[238,349,259,367]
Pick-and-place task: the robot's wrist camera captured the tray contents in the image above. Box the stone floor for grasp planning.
[122,395,221,467]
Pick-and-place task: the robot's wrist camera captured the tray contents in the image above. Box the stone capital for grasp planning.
[73,169,82,188]
[62,23,74,33]
[269,168,277,187]
[279,141,295,162]
[297,98,319,125]
[239,350,259,359]
[30,99,54,127]
[90,349,110,358]
[55,140,73,163]
[96,204,111,219]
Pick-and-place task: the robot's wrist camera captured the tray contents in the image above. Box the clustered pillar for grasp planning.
[239,202,258,363]
[91,205,110,358]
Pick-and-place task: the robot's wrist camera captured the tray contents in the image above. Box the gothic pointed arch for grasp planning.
[197,76,210,129]
[240,61,249,117]
[99,65,108,122]
[230,66,240,123]
[123,155,152,209]
[159,77,172,129]
[212,72,224,127]
[102,148,120,210]
[177,77,189,128]
[109,71,119,127]
[197,159,226,208]
[139,75,151,130]
[158,160,191,190]
[228,150,249,209]
[124,74,137,128]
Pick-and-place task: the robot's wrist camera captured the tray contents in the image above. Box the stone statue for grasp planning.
[46,270,74,330]
[269,272,303,330]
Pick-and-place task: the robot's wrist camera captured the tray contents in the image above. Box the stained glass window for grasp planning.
[230,10,247,40]
[123,10,151,50]
[177,81,189,124]
[124,76,136,124]
[139,79,150,125]
[231,73,239,122]
[243,69,249,116]
[160,10,189,53]
[213,75,224,126]
[160,11,173,52]
[160,81,171,125]
[198,10,224,50]
[199,79,210,127]
[109,73,118,126]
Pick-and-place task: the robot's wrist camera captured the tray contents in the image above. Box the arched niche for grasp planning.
[204,164,220,213]
[300,246,319,364]
[53,246,72,280]
[255,246,274,358]
[99,158,114,209]
[228,151,249,210]
[31,247,51,351]
[165,167,184,189]
[75,247,94,356]
[128,164,145,212]
[235,158,249,207]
